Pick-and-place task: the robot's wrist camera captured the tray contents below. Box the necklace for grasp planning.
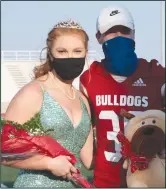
[49,72,76,100]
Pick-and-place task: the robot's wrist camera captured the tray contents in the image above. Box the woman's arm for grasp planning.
[2,154,51,170]
[79,93,94,169]
[3,81,77,177]
[80,127,94,169]
[2,154,76,178]
[3,81,47,169]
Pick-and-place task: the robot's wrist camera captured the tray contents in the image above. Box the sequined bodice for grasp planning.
[13,91,91,188]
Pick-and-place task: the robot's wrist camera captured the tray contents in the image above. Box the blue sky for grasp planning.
[1,1,162,62]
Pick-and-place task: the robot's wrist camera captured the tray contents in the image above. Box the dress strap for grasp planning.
[37,82,45,93]
[76,90,86,109]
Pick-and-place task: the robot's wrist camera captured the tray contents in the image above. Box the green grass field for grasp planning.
[1,166,18,187]
[1,165,93,187]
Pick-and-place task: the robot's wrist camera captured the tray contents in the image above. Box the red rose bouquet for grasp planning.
[1,114,93,188]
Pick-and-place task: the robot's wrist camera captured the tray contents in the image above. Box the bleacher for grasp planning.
[1,50,102,113]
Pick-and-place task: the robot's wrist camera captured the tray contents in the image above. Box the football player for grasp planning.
[80,6,165,188]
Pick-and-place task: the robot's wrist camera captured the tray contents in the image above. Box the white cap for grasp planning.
[97,6,135,34]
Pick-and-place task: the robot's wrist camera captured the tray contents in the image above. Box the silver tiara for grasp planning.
[54,19,83,30]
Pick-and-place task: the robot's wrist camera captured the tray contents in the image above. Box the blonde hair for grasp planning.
[34,27,89,79]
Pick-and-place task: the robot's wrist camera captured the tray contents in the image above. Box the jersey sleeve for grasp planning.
[150,59,165,109]
[150,59,165,94]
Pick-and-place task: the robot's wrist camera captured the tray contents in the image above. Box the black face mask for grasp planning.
[50,57,85,80]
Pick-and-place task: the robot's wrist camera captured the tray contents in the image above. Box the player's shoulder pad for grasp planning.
[139,58,164,76]
[149,59,165,77]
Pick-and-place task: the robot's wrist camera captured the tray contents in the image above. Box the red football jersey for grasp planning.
[80,59,165,188]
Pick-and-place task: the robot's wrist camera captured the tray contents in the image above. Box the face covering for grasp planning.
[102,36,138,77]
[50,57,85,80]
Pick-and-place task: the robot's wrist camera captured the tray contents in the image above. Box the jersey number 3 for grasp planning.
[99,110,140,163]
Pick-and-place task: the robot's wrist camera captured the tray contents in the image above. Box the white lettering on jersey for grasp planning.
[127,96,134,106]
[96,95,101,106]
[142,96,148,107]
[120,95,126,106]
[135,96,142,106]
[108,95,113,105]
[96,95,148,107]
[101,95,107,106]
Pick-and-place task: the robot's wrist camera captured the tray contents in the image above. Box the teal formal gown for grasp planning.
[13,89,91,188]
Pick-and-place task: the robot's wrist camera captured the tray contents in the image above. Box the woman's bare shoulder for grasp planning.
[4,80,43,123]
[13,80,43,101]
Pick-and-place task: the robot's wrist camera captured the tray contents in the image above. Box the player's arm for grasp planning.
[161,84,165,110]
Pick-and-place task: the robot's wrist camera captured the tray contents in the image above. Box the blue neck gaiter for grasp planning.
[102,36,138,77]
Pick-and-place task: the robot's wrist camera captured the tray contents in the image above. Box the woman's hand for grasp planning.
[47,155,77,180]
